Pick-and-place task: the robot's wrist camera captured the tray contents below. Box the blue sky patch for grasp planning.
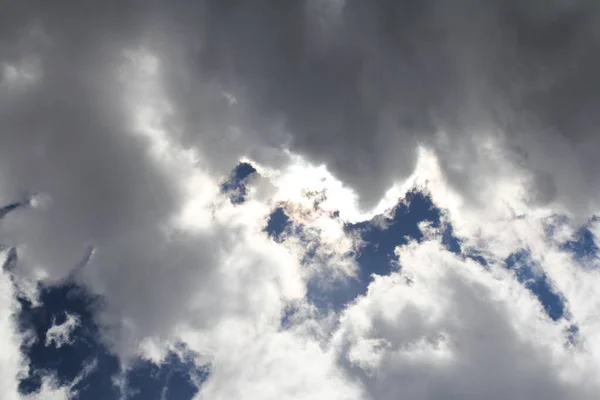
[265,207,291,242]
[221,162,256,205]
[17,281,121,399]
[305,190,450,311]
[125,350,207,400]
[15,279,207,399]
[561,217,599,262]
[221,162,257,205]
[505,250,565,321]
[565,324,579,347]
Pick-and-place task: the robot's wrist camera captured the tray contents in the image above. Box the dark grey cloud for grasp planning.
[151,0,600,211]
[5,0,599,212]
[0,5,180,273]
[0,0,210,358]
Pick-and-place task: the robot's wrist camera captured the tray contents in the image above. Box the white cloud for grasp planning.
[192,329,364,400]
[22,377,71,400]
[0,267,24,400]
[331,238,599,400]
[45,313,79,349]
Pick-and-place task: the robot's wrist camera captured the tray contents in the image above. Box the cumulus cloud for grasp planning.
[191,329,364,400]
[332,238,597,400]
[180,222,600,400]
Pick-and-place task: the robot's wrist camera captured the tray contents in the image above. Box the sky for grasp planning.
[1,1,600,399]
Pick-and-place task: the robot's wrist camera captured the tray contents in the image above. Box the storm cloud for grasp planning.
[3,0,600,212]
[154,0,600,211]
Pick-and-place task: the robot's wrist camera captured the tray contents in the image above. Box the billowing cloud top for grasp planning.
[1,1,600,399]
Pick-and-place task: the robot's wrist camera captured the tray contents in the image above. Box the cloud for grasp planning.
[0,8,299,363]
[0,267,23,400]
[3,1,600,217]
[22,377,71,400]
[0,256,74,400]
[145,0,600,216]
[331,238,599,400]
[1,1,600,399]
[192,329,364,400]
[45,313,79,349]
